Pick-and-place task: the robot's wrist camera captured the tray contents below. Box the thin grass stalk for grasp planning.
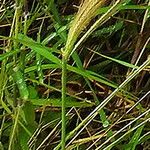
[8,106,21,150]
[36,19,44,83]
[87,91,150,149]
[0,93,31,137]
[61,53,67,150]
[95,108,150,149]
[130,0,150,73]
[36,108,74,150]
[0,111,6,139]
[140,0,150,35]
[139,131,150,142]
[102,117,150,150]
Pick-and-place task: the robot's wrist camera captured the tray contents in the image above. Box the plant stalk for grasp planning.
[61,53,67,150]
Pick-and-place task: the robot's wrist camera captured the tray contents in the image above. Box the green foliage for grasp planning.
[0,0,150,150]
[124,125,144,150]
[12,67,29,100]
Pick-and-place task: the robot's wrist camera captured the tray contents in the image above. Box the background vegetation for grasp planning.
[0,0,150,149]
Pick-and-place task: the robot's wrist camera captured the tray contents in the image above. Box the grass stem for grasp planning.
[61,53,67,150]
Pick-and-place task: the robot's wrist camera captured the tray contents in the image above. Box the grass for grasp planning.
[0,0,150,150]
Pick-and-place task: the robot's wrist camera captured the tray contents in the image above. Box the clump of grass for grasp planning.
[0,0,150,150]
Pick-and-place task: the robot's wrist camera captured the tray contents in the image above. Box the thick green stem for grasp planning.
[61,54,67,150]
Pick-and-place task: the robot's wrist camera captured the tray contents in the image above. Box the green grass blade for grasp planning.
[96,5,150,15]
[124,125,144,150]
[17,34,61,65]
[90,49,139,69]
[0,49,20,61]
[29,97,94,108]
